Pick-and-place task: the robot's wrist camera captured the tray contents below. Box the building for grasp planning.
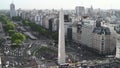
[75,6,85,16]
[10,2,16,18]
[115,24,120,59]
[64,14,72,36]
[16,8,22,17]
[87,6,94,17]
[72,19,116,55]
[72,19,94,45]
[116,37,120,59]
[92,26,115,55]
[34,14,43,25]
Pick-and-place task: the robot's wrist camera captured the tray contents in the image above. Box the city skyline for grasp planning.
[0,0,120,10]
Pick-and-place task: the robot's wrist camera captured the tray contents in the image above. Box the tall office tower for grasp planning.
[87,5,94,17]
[10,2,16,18]
[58,9,66,65]
[75,6,85,16]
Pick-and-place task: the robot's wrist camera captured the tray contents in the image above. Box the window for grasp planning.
[102,38,104,40]
[101,42,104,45]
[101,42,104,51]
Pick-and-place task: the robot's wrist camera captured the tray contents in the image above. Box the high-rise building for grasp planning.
[75,6,85,16]
[92,26,115,55]
[72,19,116,55]
[87,5,94,17]
[10,2,16,18]
[58,9,66,65]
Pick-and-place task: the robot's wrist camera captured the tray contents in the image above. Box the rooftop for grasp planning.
[93,27,111,35]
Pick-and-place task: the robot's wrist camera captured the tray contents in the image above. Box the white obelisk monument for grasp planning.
[58,9,66,65]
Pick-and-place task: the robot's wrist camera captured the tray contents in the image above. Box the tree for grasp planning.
[8,30,15,36]
[22,20,29,26]
[14,39,22,46]
[51,32,58,40]
[3,22,15,34]
[12,16,22,21]
[21,19,58,40]
[0,15,10,24]
[6,23,15,30]
[11,32,26,45]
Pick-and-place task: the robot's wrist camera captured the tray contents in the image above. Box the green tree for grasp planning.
[8,30,15,36]
[7,23,15,30]
[14,39,22,46]
[51,32,58,40]
[22,20,30,26]
[12,16,22,21]
[21,19,58,40]
[0,15,10,24]
[11,32,26,45]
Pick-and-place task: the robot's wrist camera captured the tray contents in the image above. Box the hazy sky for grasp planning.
[0,0,119,10]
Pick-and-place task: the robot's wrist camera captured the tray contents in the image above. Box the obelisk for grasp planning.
[58,9,66,65]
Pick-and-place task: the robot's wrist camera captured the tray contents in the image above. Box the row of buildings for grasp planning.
[9,2,120,57]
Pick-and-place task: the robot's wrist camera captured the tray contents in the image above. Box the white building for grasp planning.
[16,8,22,17]
[92,26,115,54]
[72,19,95,43]
[115,24,120,59]
[52,18,59,31]
[116,38,120,59]
[86,6,94,17]
[80,19,95,47]
[34,14,43,25]
[10,3,16,18]
[72,19,116,55]
[75,6,85,16]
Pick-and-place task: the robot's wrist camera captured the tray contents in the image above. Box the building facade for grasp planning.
[75,6,85,16]
[72,19,116,55]
[116,38,120,59]
[10,3,16,18]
